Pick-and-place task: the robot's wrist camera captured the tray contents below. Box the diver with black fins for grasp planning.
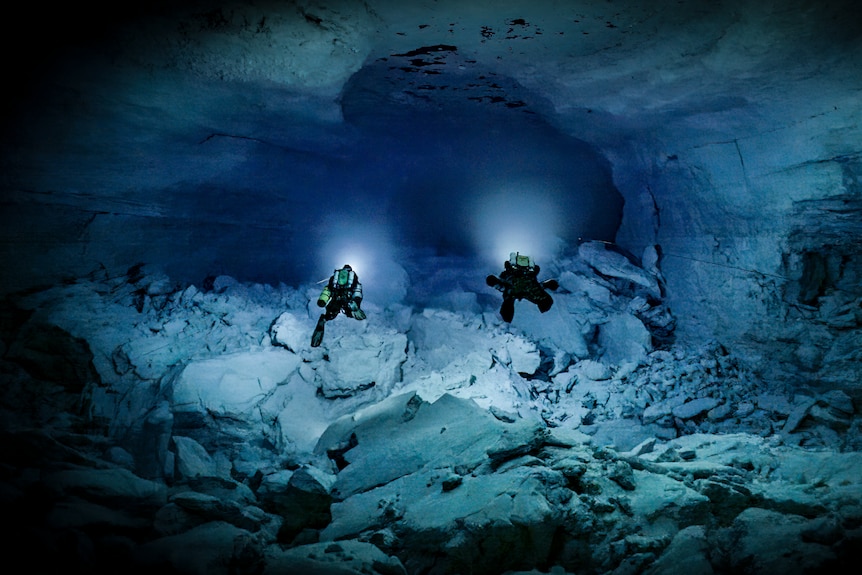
[311,264,366,347]
[487,252,559,323]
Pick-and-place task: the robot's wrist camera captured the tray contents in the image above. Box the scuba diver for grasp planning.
[311,264,366,347]
[487,252,559,323]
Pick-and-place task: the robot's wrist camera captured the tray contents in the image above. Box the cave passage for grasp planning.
[257,60,625,302]
[1,3,860,574]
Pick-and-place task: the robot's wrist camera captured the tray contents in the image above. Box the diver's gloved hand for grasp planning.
[348,300,360,313]
[317,298,326,307]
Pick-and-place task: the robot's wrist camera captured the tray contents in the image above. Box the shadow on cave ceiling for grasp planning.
[337,44,625,257]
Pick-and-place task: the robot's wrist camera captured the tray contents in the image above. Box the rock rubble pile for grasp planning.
[1,245,859,574]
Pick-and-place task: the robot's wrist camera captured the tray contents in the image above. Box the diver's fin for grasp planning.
[311,315,325,347]
[500,298,515,323]
[487,275,510,292]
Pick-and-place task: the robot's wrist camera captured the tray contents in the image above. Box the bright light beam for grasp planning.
[467,180,566,267]
[313,213,408,304]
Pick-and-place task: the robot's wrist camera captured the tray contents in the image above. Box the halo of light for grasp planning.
[313,213,407,304]
[467,179,566,266]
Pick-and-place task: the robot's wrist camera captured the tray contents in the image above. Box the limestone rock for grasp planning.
[42,467,167,510]
[173,435,218,480]
[672,397,720,420]
[724,508,837,574]
[263,540,406,575]
[578,241,662,299]
[324,393,538,499]
[313,331,408,399]
[133,521,263,575]
[171,349,300,417]
[157,491,271,534]
[574,359,613,381]
[598,313,652,366]
[269,311,311,353]
[4,322,100,390]
[257,465,337,542]
[645,525,714,575]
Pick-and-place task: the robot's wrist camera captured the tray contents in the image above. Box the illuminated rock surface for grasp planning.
[1,1,860,573]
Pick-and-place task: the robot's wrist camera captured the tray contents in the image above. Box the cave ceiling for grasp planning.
[9,0,859,153]
[1,0,860,292]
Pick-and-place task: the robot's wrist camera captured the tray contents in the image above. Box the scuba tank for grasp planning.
[318,266,355,306]
[317,285,332,307]
[509,252,533,269]
[334,266,355,288]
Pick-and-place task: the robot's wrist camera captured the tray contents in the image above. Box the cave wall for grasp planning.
[487,0,862,391]
[2,0,860,392]
[608,68,862,393]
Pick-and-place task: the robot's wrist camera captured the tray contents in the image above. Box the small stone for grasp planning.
[707,401,733,421]
[679,449,696,461]
[735,402,755,417]
[609,461,636,491]
[656,447,681,463]
[672,397,720,420]
[441,474,463,492]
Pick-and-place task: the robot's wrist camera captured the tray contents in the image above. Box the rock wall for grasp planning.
[609,91,862,396]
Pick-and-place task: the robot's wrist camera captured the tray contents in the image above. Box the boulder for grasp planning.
[646,525,714,575]
[574,359,613,381]
[42,467,167,510]
[155,491,271,534]
[313,331,407,399]
[323,466,570,574]
[672,398,720,420]
[132,521,263,575]
[4,322,100,390]
[263,539,406,575]
[510,296,592,359]
[643,395,688,425]
[173,435,219,479]
[626,469,710,524]
[324,393,540,499]
[261,373,338,456]
[269,311,312,353]
[496,333,541,375]
[257,465,337,542]
[171,349,301,417]
[578,241,661,299]
[598,313,652,366]
[724,508,837,574]
[317,393,575,574]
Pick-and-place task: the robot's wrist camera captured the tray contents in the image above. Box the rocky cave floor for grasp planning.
[1,245,861,575]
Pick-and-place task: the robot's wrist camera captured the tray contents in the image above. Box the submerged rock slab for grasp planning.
[171,349,301,417]
[263,539,406,575]
[313,330,408,399]
[320,393,544,499]
[579,241,661,299]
